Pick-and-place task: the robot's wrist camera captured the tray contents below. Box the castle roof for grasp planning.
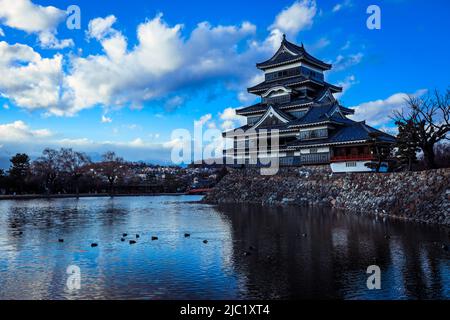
[247,75,342,95]
[256,35,332,71]
[287,121,397,148]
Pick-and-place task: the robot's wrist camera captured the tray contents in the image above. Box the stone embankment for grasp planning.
[204,166,450,226]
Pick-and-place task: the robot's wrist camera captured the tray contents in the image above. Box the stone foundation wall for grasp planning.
[204,166,450,226]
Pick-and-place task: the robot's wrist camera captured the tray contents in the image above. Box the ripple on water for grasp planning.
[0,196,448,300]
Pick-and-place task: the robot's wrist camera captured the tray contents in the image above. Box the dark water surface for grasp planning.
[0,196,448,300]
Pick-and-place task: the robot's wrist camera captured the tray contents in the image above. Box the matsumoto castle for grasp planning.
[223,35,396,173]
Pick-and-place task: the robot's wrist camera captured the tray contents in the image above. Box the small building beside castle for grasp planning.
[223,35,396,173]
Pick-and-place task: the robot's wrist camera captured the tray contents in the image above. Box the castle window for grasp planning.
[265,95,290,104]
[298,128,328,140]
[289,110,307,118]
[265,67,301,81]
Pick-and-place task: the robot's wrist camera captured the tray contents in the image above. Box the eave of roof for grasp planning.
[247,77,342,94]
[236,99,314,115]
[256,36,332,71]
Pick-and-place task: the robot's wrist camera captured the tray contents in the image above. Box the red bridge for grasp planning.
[185,188,213,195]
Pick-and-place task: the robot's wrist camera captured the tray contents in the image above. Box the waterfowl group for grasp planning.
[48,232,227,249]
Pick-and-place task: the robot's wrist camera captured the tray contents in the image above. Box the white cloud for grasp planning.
[0,120,52,142]
[334,75,357,100]
[87,15,117,40]
[101,115,112,123]
[332,0,352,13]
[332,4,343,12]
[126,124,140,130]
[61,14,257,116]
[331,52,363,72]
[0,41,65,114]
[3,103,9,109]
[237,73,265,103]
[350,89,427,126]
[219,107,246,130]
[192,108,246,131]
[0,27,4,37]
[270,0,317,37]
[207,122,217,129]
[194,113,212,127]
[0,12,261,116]
[0,4,319,117]
[38,31,74,50]
[0,120,180,164]
[0,0,73,49]
[165,95,185,111]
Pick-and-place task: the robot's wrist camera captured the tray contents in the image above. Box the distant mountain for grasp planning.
[0,153,177,170]
[0,157,10,170]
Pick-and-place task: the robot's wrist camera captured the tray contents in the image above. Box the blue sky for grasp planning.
[0,0,449,164]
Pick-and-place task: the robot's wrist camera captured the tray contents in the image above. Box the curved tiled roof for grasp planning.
[256,36,332,71]
[236,97,314,115]
[287,121,396,148]
[248,77,342,94]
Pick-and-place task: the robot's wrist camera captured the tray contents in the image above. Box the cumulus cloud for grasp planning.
[101,115,112,123]
[331,52,363,72]
[0,12,262,116]
[87,15,117,40]
[263,0,317,52]
[350,89,427,126]
[0,0,73,49]
[61,14,259,116]
[0,41,65,114]
[0,120,180,164]
[220,107,246,130]
[0,27,4,37]
[0,120,52,141]
[0,3,320,117]
[270,0,317,37]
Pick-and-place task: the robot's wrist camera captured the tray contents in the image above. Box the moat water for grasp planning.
[0,196,448,300]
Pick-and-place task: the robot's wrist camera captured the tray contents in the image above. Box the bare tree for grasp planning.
[33,149,60,194]
[393,89,450,169]
[59,148,91,197]
[98,151,126,196]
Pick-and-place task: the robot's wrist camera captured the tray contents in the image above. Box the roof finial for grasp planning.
[301,42,304,48]
[282,34,286,41]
